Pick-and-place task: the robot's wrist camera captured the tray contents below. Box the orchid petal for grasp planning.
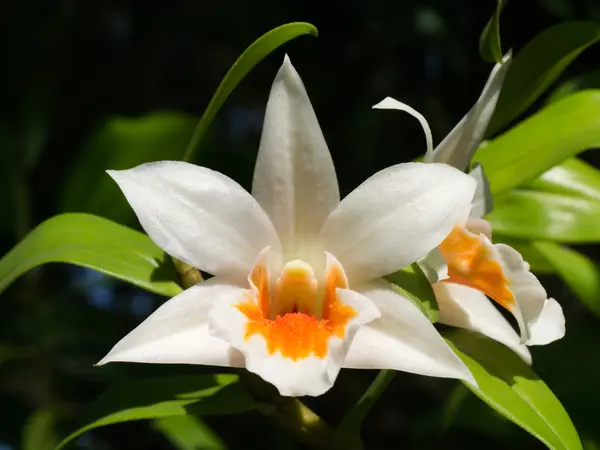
[494,243,549,343]
[97,279,245,367]
[320,162,476,284]
[418,247,449,284]
[108,161,280,279]
[429,52,512,170]
[344,280,476,385]
[252,56,339,257]
[527,298,565,345]
[465,217,493,239]
[434,282,531,364]
[441,227,554,345]
[469,164,494,219]
[209,285,379,397]
[372,97,434,156]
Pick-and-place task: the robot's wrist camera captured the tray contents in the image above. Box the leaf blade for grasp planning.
[445,330,582,450]
[385,262,439,322]
[474,90,600,195]
[55,374,254,450]
[532,241,600,319]
[183,22,318,161]
[487,21,600,135]
[479,0,505,63]
[0,213,182,297]
[526,157,600,201]
[153,415,226,450]
[487,189,600,242]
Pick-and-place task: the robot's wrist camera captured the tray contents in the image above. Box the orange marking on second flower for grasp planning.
[439,226,515,311]
[236,256,356,361]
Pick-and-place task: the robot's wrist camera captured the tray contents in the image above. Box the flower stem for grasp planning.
[242,372,333,449]
[172,257,203,288]
[334,370,396,449]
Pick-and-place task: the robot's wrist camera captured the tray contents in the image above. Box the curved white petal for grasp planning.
[209,285,379,397]
[418,247,449,284]
[429,52,512,170]
[465,217,493,239]
[494,243,549,343]
[372,97,434,156]
[527,298,565,346]
[252,56,339,256]
[434,283,531,364]
[320,162,476,284]
[469,164,494,219]
[344,281,476,385]
[98,279,245,367]
[108,161,280,279]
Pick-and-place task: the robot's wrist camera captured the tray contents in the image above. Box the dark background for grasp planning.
[2,0,600,449]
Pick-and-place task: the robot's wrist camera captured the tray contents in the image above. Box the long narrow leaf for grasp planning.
[445,330,582,450]
[183,22,318,162]
[0,213,182,297]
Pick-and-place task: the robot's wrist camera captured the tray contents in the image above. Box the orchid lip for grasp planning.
[235,249,357,361]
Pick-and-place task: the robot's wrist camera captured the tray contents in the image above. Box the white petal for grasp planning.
[98,279,245,367]
[372,97,434,156]
[209,285,379,397]
[344,281,476,385]
[252,55,339,256]
[320,162,476,284]
[494,243,548,343]
[418,247,449,284]
[465,217,493,239]
[429,52,512,170]
[434,282,531,364]
[527,298,565,346]
[108,161,280,279]
[468,164,494,219]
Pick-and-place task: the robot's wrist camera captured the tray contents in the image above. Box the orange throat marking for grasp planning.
[235,257,356,361]
[439,226,515,311]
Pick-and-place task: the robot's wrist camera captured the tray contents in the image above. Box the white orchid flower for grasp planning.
[98,56,479,397]
[373,52,565,365]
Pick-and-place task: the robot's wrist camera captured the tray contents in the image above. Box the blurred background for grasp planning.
[2,0,600,448]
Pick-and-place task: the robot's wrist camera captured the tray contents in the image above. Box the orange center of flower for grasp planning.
[235,256,356,360]
[439,226,515,311]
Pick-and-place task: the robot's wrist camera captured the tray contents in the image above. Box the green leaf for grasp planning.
[526,157,600,201]
[533,241,600,318]
[479,0,505,63]
[153,415,225,450]
[487,21,600,135]
[385,262,439,322]
[488,189,600,242]
[56,374,254,450]
[445,329,582,450]
[183,22,318,162]
[334,370,395,450]
[547,69,600,105]
[23,409,56,450]
[474,90,600,195]
[61,112,198,226]
[0,213,182,297]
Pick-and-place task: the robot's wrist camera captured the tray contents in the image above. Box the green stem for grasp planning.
[242,372,333,449]
[172,257,203,288]
[334,370,396,449]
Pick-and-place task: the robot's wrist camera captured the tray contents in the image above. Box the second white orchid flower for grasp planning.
[374,52,565,364]
[98,56,479,397]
